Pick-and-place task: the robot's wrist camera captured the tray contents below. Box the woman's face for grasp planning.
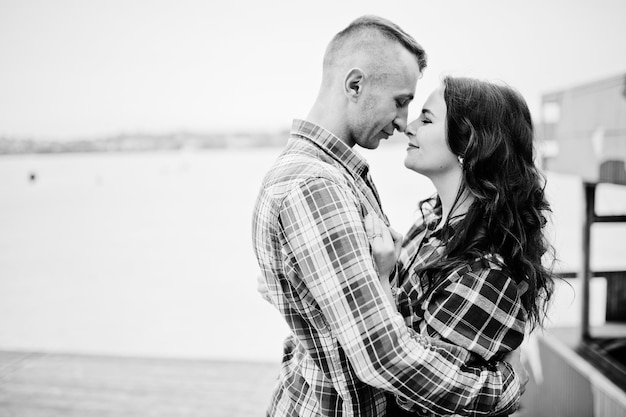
[404,86,460,178]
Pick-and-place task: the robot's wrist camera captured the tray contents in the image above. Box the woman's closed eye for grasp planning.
[420,108,434,124]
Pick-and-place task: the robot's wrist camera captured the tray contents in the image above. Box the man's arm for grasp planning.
[394,267,528,415]
[279,177,520,416]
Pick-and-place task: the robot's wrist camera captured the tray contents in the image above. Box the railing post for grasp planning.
[581,182,596,340]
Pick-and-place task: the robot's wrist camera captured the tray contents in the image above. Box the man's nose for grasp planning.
[393,109,409,132]
[393,113,408,133]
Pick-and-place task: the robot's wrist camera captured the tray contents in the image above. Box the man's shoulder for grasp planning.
[262,144,352,194]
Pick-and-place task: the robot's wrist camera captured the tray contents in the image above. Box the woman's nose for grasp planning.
[405,122,418,136]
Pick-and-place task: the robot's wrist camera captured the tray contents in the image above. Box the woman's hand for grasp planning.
[364,213,403,278]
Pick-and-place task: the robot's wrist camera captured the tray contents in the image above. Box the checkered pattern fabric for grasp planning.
[252,120,520,417]
[392,197,526,415]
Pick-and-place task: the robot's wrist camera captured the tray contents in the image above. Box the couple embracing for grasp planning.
[252,15,555,417]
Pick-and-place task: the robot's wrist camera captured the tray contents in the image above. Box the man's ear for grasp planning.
[344,68,364,102]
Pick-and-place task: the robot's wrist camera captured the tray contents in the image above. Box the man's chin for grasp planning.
[364,139,382,150]
[356,135,383,150]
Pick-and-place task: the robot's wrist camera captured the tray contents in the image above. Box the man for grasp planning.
[252,15,527,417]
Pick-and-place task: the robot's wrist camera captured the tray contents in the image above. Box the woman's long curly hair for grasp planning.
[420,76,556,331]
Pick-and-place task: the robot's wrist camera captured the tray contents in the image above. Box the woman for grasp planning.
[367,76,556,415]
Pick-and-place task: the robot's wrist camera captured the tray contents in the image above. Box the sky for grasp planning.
[1,0,625,140]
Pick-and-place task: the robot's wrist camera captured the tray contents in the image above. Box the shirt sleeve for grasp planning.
[279,177,520,416]
[424,266,526,362]
[395,265,526,415]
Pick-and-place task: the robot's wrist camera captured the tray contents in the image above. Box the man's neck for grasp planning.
[306,99,352,147]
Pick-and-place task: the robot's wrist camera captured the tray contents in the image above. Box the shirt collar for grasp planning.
[425,197,466,238]
[290,119,370,179]
[434,213,466,238]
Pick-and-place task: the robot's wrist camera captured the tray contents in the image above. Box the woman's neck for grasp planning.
[431,171,473,229]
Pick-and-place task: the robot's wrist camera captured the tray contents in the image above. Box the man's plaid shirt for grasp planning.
[391,197,526,414]
[252,120,520,417]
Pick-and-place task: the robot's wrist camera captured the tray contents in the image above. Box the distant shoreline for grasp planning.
[0,129,291,155]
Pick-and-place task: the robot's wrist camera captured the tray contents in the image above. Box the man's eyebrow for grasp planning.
[398,94,414,101]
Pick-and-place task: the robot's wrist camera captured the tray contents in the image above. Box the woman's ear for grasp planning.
[344,68,364,102]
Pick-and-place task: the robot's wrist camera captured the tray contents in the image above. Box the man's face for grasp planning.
[350,49,420,150]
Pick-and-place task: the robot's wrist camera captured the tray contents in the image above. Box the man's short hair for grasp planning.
[327,15,427,72]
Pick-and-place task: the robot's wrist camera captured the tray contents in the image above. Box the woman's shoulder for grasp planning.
[425,254,526,360]
[467,253,504,274]
[453,254,526,300]
[463,253,509,280]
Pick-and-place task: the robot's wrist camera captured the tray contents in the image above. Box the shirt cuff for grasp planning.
[493,360,521,415]
[394,394,431,416]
